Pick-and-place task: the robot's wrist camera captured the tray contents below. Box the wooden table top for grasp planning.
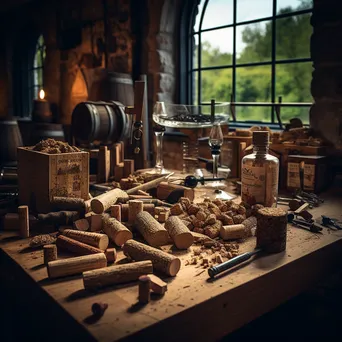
[1,192,342,341]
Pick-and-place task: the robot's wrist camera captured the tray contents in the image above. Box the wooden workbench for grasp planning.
[1,193,342,341]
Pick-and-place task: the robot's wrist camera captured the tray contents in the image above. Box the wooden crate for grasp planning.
[18,147,89,213]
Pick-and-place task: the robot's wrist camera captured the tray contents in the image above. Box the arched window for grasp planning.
[185,0,313,124]
[31,35,46,102]
[13,33,45,117]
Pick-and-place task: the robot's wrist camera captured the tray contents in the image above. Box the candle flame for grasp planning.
[39,89,45,100]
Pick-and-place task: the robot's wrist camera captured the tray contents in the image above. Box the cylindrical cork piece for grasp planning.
[18,205,29,238]
[220,224,246,240]
[164,216,193,249]
[135,211,169,247]
[110,205,121,221]
[73,218,90,231]
[43,244,57,265]
[256,207,287,253]
[123,239,181,276]
[38,211,80,225]
[51,197,86,214]
[91,188,129,214]
[128,200,143,223]
[138,275,151,304]
[56,235,105,256]
[120,203,155,222]
[83,260,153,290]
[47,253,107,279]
[105,248,117,263]
[242,216,257,237]
[62,229,109,250]
[102,214,133,246]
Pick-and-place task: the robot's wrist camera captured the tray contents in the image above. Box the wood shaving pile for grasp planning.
[169,197,262,239]
[32,138,81,154]
[185,240,240,269]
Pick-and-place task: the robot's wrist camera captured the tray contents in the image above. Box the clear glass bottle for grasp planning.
[241,131,279,207]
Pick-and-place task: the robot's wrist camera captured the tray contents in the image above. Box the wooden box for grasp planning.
[286,155,329,193]
[18,147,89,213]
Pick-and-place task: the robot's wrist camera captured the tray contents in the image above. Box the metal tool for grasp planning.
[295,189,324,203]
[290,219,322,233]
[208,248,262,278]
[321,215,342,230]
[183,175,226,188]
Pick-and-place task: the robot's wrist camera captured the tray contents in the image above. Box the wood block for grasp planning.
[105,248,117,263]
[97,146,110,183]
[111,144,121,166]
[148,274,167,295]
[18,205,29,238]
[114,163,124,182]
[123,159,135,178]
[17,147,89,213]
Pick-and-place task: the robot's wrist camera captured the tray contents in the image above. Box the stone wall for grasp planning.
[311,0,342,151]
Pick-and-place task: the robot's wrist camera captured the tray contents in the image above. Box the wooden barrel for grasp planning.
[0,118,23,166]
[71,101,130,146]
[107,72,134,106]
[30,123,65,145]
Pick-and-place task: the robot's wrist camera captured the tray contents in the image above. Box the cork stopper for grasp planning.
[253,131,269,146]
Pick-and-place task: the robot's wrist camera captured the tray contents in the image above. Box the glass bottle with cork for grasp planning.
[241,131,279,207]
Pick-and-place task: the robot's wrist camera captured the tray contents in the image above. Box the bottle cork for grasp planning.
[43,244,57,265]
[110,205,121,221]
[138,275,151,304]
[128,200,143,223]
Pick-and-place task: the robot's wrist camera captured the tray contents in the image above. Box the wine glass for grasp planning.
[150,101,169,174]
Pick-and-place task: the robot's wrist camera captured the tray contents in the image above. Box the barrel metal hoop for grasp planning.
[111,101,127,142]
[105,104,115,142]
[88,103,100,141]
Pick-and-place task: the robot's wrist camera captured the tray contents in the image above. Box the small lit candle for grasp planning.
[32,89,52,122]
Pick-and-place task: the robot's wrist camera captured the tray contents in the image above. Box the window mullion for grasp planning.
[271,0,277,123]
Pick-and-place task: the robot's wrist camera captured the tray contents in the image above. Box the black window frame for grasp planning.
[13,31,45,118]
[180,0,313,125]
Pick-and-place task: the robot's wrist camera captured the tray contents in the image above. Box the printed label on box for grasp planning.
[49,154,88,199]
[304,163,315,191]
[287,162,301,189]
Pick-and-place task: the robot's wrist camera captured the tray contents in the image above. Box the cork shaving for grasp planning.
[32,138,81,154]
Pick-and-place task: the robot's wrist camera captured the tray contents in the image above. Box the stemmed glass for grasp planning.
[150,101,169,174]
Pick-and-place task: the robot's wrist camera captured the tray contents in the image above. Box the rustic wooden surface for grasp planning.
[1,191,342,341]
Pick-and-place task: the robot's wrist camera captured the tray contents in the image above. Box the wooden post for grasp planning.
[73,218,90,231]
[123,159,135,177]
[114,163,124,182]
[18,205,29,238]
[97,146,110,183]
